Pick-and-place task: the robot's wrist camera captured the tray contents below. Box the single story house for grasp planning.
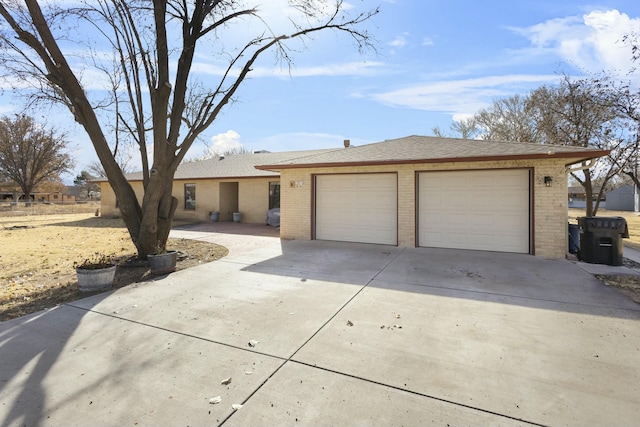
[100,135,607,259]
[0,190,76,204]
[255,136,607,259]
[99,149,332,223]
[568,185,605,209]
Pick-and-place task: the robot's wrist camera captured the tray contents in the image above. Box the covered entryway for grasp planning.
[315,173,397,245]
[418,169,530,253]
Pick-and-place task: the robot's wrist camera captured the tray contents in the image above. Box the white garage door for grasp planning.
[418,169,530,253]
[315,174,397,245]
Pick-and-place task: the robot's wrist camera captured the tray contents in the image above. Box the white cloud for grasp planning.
[422,37,434,46]
[389,35,408,48]
[209,130,244,154]
[510,9,640,75]
[371,74,560,116]
[192,60,386,78]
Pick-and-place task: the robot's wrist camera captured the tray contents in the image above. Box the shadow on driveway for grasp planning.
[242,240,640,319]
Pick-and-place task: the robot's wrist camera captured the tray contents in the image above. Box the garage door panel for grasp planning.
[316,174,397,245]
[418,170,530,253]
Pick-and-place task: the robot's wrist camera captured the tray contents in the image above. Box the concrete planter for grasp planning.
[76,265,116,292]
[148,250,177,275]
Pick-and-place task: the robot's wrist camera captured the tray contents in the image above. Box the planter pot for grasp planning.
[233,212,242,223]
[210,211,219,221]
[76,265,116,292]
[148,250,178,275]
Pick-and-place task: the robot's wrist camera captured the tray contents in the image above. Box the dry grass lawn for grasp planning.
[0,213,228,321]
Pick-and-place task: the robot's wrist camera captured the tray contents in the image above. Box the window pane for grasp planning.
[185,184,196,210]
[269,181,280,209]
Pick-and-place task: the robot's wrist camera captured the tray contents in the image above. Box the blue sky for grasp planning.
[190,0,640,155]
[2,0,640,180]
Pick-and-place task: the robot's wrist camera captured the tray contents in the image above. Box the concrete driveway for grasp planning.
[1,229,639,426]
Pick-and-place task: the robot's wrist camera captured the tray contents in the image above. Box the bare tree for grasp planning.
[431,117,479,139]
[473,94,541,143]
[0,1,378,257]
[612,34,640,193]
[0,115,73,204]
[529,74,634,216]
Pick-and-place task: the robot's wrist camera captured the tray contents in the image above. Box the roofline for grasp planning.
[97,173,280,183]
[255,150,611,171]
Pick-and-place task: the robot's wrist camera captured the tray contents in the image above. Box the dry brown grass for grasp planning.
[0,213,228,321]
[568,208,640,249]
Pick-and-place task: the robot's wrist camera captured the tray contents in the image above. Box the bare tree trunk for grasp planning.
[584,172,594,217]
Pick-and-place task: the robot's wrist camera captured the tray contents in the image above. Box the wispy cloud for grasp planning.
[371,74,560,115]
[422,37,434,46]
[192,60,387,78]
[389,34,408,48]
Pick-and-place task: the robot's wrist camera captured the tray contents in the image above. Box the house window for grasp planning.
[269,181,280,209]
[184,183,196,210]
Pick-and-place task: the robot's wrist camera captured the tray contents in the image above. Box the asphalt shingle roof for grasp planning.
[255,135,608,170]
[113,135,608,181]
[122,149,335,181]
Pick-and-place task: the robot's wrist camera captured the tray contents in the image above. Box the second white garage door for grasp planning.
[418,169,530,253]
[315,174,397,245]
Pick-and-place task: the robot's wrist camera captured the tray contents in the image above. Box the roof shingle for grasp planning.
[255,135,608,170]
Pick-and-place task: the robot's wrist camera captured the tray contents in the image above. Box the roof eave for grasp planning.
[255,150,610,171]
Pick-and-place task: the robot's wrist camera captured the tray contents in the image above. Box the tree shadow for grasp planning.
[242,240,640,320]
[0,305,92,425]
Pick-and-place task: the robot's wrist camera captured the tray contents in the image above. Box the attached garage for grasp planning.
[417,169,531,253]
[255,135,609,258]
[315,173,397,245]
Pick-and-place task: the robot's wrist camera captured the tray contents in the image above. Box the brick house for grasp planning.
[255,135,607,259]
[99,135,606,258]
[99,149,331,224]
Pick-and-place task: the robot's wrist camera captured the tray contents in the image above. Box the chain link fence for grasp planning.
[0,201,101,217]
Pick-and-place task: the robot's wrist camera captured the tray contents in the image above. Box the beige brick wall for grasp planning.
[280,171,313,240]
[279,159,570,258]
[100,177,277,224]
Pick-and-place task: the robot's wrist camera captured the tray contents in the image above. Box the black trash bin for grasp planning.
[577,216,629,266]
[568,223,580,254]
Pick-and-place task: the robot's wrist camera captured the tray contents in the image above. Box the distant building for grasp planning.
[606,184,634,211]
[568,186,605,209]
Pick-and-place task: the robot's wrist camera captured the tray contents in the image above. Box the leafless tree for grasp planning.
[0,0,378,257]
[529,74,635,216]
[431,117,479,139]
[473,94,541,143]
[0,115,73,204]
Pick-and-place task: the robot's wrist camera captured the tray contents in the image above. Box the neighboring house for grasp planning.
[0,191,76,204]
[65,185,88,201]
[37,192,76,204]
[606,184,635,211]
[99,149,332,223]
[255,135,607,259]
[568,185,605,209]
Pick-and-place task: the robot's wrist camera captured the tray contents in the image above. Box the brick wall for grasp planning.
[279,158,569,258]
[100,177,276,224]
